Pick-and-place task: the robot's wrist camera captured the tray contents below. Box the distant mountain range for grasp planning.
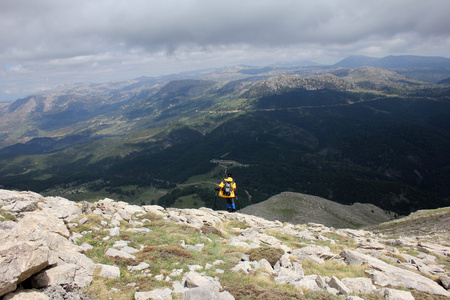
[334,54,450,69]
[1,57,450,216]
[333,55,450,83]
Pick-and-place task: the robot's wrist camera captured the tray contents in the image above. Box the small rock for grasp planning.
[328,276,352,295]
[183,286,235,300]
[108,227,120,236]
[79,217,88,224]
[380,288,414,300]
[126,227,152,233]
[113,240,129,248]
[169,269,184,277]
[105,248,136,260]
[120,245,139,255]
[188,264,203,271]
[135,288,172,300]
[98,264,121,279]
[293,275,323,291]
[80,242,94,252]
[128,262,150,272]
[440,275,450,289]
[154,274,165,281]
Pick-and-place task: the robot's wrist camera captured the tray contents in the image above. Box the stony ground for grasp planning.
[1,189,449,300]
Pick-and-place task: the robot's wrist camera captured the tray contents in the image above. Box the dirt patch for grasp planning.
[225,283,304,300]
[109,256,139,267]
[140,245,193,260]
[411,290,449,300]
[200,225,223,237]
[248,247,285,267]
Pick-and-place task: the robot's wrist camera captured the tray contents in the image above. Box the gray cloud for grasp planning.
[1,0,450,101]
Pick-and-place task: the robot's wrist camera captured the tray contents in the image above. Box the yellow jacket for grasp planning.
[218,177,236,198]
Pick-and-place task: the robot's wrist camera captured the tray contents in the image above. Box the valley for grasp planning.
[1,57,450,217]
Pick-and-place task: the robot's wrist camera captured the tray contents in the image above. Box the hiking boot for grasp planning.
[227,208,232,212]
[232,209,236,212]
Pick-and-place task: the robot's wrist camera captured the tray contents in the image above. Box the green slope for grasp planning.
[1,76,450,215]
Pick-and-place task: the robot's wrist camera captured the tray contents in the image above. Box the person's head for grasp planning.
[227,173,232,178]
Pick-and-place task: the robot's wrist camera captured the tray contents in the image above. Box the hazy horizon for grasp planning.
[2,0,450,102]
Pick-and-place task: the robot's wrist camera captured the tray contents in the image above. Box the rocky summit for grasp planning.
[1,189,449,300]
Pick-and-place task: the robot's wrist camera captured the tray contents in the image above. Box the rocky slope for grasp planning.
[1,189,449,299]
[239,192,397,229]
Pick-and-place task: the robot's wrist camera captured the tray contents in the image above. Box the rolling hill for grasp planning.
[334,55,450,82]
[238,192,396,229]
[1,62,450,216]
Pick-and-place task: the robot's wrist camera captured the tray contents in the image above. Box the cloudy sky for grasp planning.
[1,0,450,102]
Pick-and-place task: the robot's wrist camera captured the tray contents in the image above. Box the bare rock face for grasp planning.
[440,275,450,289]
[340,249,450,297]
[1,188,449,299]
[0,241,49,297]
[31,264,78,288]
[3,288,50,300]
[0,189,94,298]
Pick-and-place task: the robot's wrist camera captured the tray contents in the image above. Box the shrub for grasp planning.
[248,247,285,267]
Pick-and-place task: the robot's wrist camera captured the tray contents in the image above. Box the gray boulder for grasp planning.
[105,248,136,260]
[439,275,450,289]
[341,277,376,294]
[327,276,352,295]
[4,288,50,300]
[0,241,49,297]
[292,275,323,291]
[340,249,450,297]
[6,212,94,289]
[2,200,39,213]
[38,196,82,219]
[183,286,235,300]
[184,271,221,290]
[97,264,121,279]
[380,288,414,300]
[31,263,78,288]
[182,271,234,300]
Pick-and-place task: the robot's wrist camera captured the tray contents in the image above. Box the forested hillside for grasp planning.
[1,64,449,215]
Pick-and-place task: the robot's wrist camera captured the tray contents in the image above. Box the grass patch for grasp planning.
[219,272,305,300]
[272,208,297,216]
[320,232,359,252]
[33,174,53,180]
[140,245,193,260]
[223,219,250,231]
[411,290,450,300]
[172,194,205,209]
[0,209,17,222]
[302,259,369,279]
[264,229,305,249]
[83,275,135,300]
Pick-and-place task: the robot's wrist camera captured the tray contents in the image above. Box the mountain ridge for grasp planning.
[239,192,396,229]
[334,54,450,69]
[0,63,450,216]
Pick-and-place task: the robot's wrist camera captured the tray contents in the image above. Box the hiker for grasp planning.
[216,173,237,212]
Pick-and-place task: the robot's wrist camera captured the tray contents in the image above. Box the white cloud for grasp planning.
[1,0,450,101]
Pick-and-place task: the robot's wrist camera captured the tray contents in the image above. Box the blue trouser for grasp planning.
[226,198,235,209]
